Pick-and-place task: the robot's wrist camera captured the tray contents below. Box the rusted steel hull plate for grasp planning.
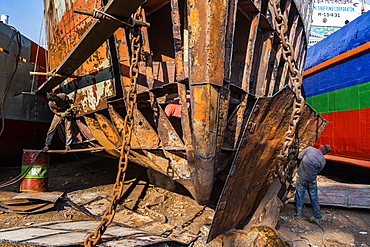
[208,87,327,241]
[37,0,145,94]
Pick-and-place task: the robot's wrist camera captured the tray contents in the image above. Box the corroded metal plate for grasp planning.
[208,87,327,241]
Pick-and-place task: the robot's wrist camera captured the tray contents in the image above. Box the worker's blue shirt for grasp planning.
[297,147,326,182]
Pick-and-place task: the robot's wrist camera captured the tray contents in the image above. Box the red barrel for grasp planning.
[20,150,50,192]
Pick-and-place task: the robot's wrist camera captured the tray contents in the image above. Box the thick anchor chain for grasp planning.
[84,7,143,247]
[270,0,306,183]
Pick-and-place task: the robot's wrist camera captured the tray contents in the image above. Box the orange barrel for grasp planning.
[20,150,50,192]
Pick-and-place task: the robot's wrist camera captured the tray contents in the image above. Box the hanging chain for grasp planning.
[84,7,143,247]
[270,0,305,182]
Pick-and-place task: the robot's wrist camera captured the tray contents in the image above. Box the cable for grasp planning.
[0,152,41,188]
[302,203,327,247]
[285,239,305,247]
[31,12,45,92]
[314,220,327,247]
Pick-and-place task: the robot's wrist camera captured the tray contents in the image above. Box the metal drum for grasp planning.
[20,150,50,192]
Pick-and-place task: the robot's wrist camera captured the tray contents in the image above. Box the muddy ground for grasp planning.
[0,153,370,246]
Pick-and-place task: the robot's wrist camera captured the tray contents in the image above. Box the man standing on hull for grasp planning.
[294,144,331,222]
[42,92,73,152]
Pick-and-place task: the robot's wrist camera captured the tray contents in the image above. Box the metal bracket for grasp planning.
[29,71,81,78]
[74,7,150,28]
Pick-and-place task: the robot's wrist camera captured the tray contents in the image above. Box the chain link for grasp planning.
[270,0,305,182]
[84,7,143,247]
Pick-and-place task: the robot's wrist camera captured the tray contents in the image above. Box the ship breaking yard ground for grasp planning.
[0,153,370,247]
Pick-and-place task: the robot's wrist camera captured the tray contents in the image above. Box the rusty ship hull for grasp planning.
[0,22,52,157]
[38,0,327,242]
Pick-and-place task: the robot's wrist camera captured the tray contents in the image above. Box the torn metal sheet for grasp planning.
[0,220,184,247]
[65,194,198,244]
[12,191,64,203]
[113,208,198,244]
[0,203,54,214]
[0,191,64,214]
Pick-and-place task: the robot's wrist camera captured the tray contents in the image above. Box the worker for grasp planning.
[42,92,74,152]
[164,96,190,118]
[294,144,331,222]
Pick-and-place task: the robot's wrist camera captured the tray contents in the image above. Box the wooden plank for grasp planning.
[36,0,144,94]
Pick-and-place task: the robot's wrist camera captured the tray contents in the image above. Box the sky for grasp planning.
[0,0,45,45]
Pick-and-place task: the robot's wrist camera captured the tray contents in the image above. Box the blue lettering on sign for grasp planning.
[315,0,354,4]
[314,5,355,11]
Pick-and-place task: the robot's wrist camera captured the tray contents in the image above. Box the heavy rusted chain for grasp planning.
[270,0,305,182]
[84,7,143,247]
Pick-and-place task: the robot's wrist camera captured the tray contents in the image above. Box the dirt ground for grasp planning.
[0,153,369,246]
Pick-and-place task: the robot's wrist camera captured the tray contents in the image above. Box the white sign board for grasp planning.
[312,0,363,27]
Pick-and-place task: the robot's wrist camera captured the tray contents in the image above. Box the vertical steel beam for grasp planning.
[171,0,184,80]
[241,13,260,92]
[255,30,274,97]
[170,0,195,170]
[187,0,231,203]
[224,0,238,82]
[268,41,282,96]
[188,0,228,86]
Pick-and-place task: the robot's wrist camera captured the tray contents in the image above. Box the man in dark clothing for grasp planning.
[42,92,73,152]
[294,144,331,221]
